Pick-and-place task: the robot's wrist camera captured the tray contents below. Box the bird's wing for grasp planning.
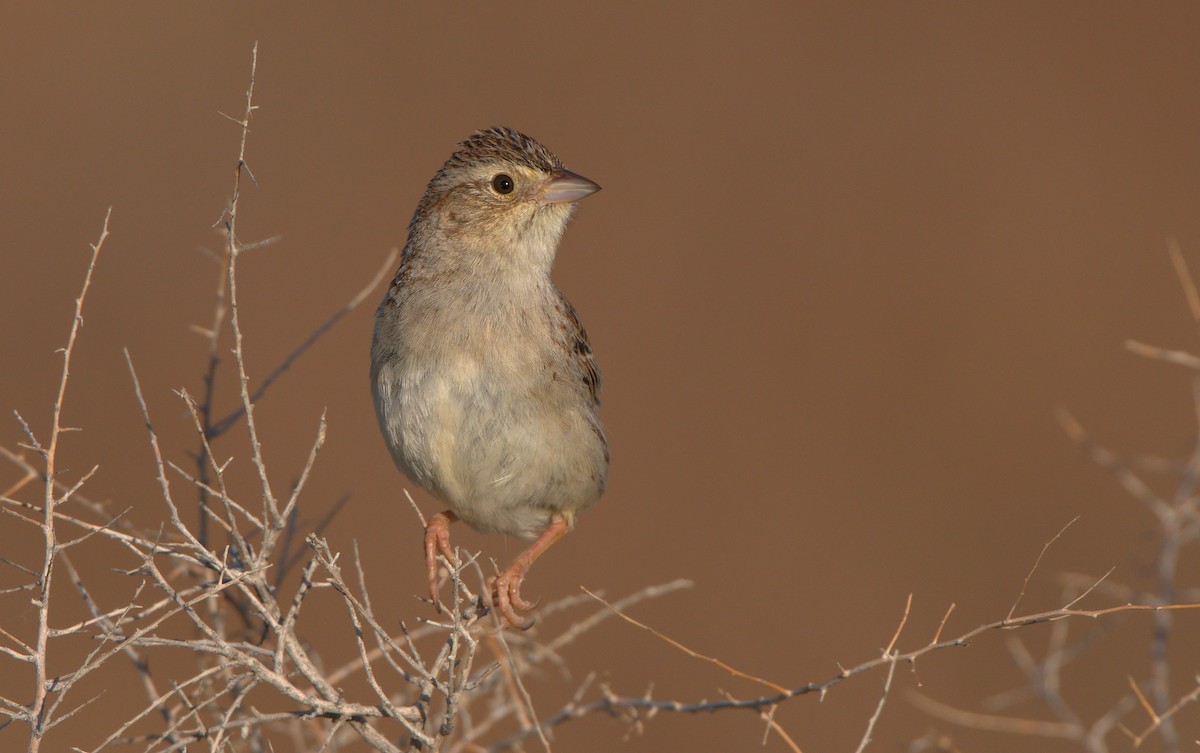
[555,290,602,408]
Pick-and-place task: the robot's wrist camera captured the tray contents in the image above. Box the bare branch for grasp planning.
[1008,516,1079,620]
[26,207,111,753]
[582,586,788,694]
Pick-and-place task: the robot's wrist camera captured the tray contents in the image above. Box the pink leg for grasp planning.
[424,510,458,612]
[490,512,571,630]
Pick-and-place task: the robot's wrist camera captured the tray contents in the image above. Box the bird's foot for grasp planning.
[486,512,571,629]
[423,511,458,613]
[489,565,537,630]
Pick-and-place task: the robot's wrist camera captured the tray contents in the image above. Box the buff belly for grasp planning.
[372,353,606,541]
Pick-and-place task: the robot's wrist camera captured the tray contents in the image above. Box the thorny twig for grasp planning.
[8,207,111,753]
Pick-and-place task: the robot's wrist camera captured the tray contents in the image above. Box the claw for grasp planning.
[490,568,536,630]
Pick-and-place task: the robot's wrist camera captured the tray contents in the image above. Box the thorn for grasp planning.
[240,160,260,188]
[217,110,247,126]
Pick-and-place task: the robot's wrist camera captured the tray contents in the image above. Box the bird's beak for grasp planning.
[538,168,601,204]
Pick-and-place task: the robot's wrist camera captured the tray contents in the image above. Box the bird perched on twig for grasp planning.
[371,127,608,629]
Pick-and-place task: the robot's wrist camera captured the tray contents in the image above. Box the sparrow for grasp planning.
[371,127,608,629]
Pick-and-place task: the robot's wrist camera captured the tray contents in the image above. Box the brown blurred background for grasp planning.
[3,3,1200,751]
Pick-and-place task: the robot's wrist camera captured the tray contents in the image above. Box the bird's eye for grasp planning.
[492,174,515,194]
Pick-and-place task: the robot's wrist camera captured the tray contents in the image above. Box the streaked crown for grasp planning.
[443,127,562,174]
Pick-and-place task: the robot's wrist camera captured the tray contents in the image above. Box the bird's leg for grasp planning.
[424,510,458,612]
[490,512,571,630]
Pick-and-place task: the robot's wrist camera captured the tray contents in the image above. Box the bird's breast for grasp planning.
[372,297,605,525]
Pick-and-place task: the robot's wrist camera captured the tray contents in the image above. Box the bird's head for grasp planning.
[408,127,600,270]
